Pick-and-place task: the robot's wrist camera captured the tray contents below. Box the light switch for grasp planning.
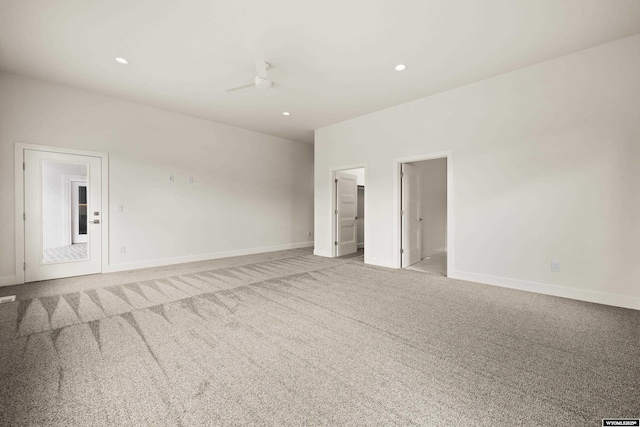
[117,205,124,213]
[551,261,561,272]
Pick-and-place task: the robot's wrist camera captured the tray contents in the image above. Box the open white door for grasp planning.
[336,171,358,256]
[402,163,421,267]
[71,180,88,244]
[24,150,102,282]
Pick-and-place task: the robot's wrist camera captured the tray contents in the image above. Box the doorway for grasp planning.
[17,146,107,283]
[333,167,365,260]
[70,180,88,244]
[400,156,449,276]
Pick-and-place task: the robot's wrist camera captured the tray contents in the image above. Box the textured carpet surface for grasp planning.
[0,248,639,426]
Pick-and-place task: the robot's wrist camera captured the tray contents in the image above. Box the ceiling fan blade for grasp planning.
[224,83,255,92]
[255,59,269,79]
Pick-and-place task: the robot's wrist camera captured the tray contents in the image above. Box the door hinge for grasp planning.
[334,241,338,246]
[23,212,25,221]
[335,210,338,215]
[400,249,404,254]
[400,210,404,216]
[335,178,338,183]
[400,172,404,178]
[23,262,26,271]
[22,162,25,171]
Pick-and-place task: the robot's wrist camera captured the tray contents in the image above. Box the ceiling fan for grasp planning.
[225,60,273,92]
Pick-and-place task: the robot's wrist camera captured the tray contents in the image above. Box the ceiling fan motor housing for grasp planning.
[255,76,272,89]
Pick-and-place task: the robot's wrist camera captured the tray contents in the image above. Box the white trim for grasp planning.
[394,151,453,276]
[14,147,24,283]
[105,241,313,273]
[0,276,17,287]
[450,269,640,311]
[14,142,109,284]
[330,163,367,258]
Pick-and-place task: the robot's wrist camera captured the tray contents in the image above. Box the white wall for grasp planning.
[315,34,640,309]
[41,162,87,249]
[411,158,447,257]
[42,162,66,249]
[0,72,314,284]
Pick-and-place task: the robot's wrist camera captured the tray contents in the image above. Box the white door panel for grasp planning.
[336,172,358,256]
[25,150,102,282]
[402,163,421,267]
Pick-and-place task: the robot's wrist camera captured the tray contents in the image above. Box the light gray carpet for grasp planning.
[337,248,364,262]
[0,248,639,426]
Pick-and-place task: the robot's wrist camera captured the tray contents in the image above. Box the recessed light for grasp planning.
[394,64,406,71]
[114,57,129,65]
[282,112,290,116]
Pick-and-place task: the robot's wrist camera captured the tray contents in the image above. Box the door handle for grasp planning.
[419,218,423,222]
[92,219,100,224]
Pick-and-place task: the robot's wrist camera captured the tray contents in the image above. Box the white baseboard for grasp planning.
[422,247,446,258]
[450,269,640,311]
[0,275,17,287]
[105,241,313,273]
[313,248,333,258]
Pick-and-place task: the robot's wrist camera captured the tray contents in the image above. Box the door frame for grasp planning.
[330,163,367,258]
[395,151,453,275]
[14,142,109,284]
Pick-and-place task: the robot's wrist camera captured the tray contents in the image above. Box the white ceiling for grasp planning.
[1,0,639,143]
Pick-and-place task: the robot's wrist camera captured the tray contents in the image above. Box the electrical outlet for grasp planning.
[307,231,312,237]
[188,177,194,184]
[551,261,561,272]
[0,295,16,304]
[120,246,126,254]
[117,204,124,213]
[169,175,174,182]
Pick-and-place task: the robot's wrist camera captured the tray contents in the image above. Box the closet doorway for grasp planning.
[333,167,365,261]
[399,154,451,276]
